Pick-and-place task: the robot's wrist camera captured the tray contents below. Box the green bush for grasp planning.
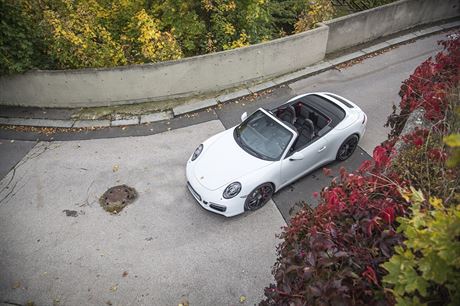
[2,0,395,72]
[42,0,127,69]
[382,189,460,305]
[122,9,182,63]
[0,0,36,74]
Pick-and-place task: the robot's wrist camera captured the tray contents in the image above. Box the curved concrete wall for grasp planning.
[325,0,460,53]
[0,26,328,108]
[0,0,458,108]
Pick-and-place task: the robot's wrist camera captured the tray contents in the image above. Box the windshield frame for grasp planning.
[233,109,297,161]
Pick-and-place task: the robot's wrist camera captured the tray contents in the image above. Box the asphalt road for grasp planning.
[0,31,452,305]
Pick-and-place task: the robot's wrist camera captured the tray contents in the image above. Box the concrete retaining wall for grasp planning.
[0,0,458,108]
[325,0,460,53]
[0,26,328,108]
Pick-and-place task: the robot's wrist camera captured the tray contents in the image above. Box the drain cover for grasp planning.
[99,185,138,214]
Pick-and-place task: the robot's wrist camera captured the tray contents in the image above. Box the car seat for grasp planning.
[277,106,296,124]
[299,118,315,140]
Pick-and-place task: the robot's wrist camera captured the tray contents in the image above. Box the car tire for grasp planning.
[336,134,359,161]
[244,183,274,211]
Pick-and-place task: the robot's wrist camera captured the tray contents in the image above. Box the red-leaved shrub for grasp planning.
[386,33,459,136]
[261,33,459,306]
[261,145,408,305]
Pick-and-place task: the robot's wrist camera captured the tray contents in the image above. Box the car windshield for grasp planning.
[234,110,294,161]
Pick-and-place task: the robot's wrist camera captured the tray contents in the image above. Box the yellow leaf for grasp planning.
[398,187,411,202]
[429,197,443,209]
[444,134,460,147]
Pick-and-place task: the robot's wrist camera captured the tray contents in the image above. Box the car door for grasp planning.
[279,136,329,188]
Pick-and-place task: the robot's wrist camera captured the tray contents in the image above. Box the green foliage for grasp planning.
[267,0,335,35]
[122,9,182,63]
[392,131,459,206]
[294,0,334,33]
[1,0,385,72]
[382,189,460,305]
[43,0,127,69]
[0,0,36,74]
[41,0,183,69]
[98,0,145,41]
[201,0,273,52]
[150,0,206,56]
[444,96,460,168]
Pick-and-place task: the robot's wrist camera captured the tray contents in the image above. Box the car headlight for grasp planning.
[191,144,203,161]
[223,182,241,199]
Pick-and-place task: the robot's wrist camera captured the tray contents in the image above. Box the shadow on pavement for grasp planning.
[273,146,371,222]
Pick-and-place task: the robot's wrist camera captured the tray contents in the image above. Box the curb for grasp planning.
[1,20,459,129]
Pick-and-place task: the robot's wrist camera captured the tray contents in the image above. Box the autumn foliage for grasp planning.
[1,0,336,73]
[386,35,460,136]
[262,33,459,305]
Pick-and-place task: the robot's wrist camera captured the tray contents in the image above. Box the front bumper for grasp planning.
[186,160,245,217]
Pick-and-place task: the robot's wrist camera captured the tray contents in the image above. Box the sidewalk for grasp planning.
[1,19,459,129]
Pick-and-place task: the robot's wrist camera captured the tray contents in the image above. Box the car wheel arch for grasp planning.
[244,182,276,211]
[336,133,360,161]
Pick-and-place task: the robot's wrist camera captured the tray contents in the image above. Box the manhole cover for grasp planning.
[99,185,138,214]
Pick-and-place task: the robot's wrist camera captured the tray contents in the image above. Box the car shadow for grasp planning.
[272,146,372,223]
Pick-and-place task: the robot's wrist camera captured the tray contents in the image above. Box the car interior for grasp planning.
[275,101,331,151]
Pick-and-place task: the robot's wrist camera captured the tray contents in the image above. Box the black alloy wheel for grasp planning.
[336,135,359,161]
[244,183,274,211]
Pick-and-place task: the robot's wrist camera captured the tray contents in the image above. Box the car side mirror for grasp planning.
[289,151,304,161]
[241,112,248,122]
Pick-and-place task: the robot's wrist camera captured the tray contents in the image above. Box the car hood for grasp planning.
[194,128,273,191]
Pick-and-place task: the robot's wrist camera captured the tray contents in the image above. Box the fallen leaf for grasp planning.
[110,284,118,292]
[122,271,128,277]
[178,298,189,306]
[106,301,113,306]
[112,165,119,172]
[12,281,21,289]
[240,295,246,303]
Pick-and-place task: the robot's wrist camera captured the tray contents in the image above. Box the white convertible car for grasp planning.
[186,92,367,217]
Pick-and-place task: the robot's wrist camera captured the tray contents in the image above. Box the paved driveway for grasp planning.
[0,120,285,305]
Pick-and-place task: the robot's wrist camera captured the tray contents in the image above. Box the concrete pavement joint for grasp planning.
[385,33,418,45]
[216,88,251,103]
[360,41,392,54]
[0,22,458,129]
[327,50,367,66]
[247,81,277,94]
[413,26,444,37]
[110,116,140,127]
[172,97,218,116]
[140,111,173,124]
[73,119,112,128]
